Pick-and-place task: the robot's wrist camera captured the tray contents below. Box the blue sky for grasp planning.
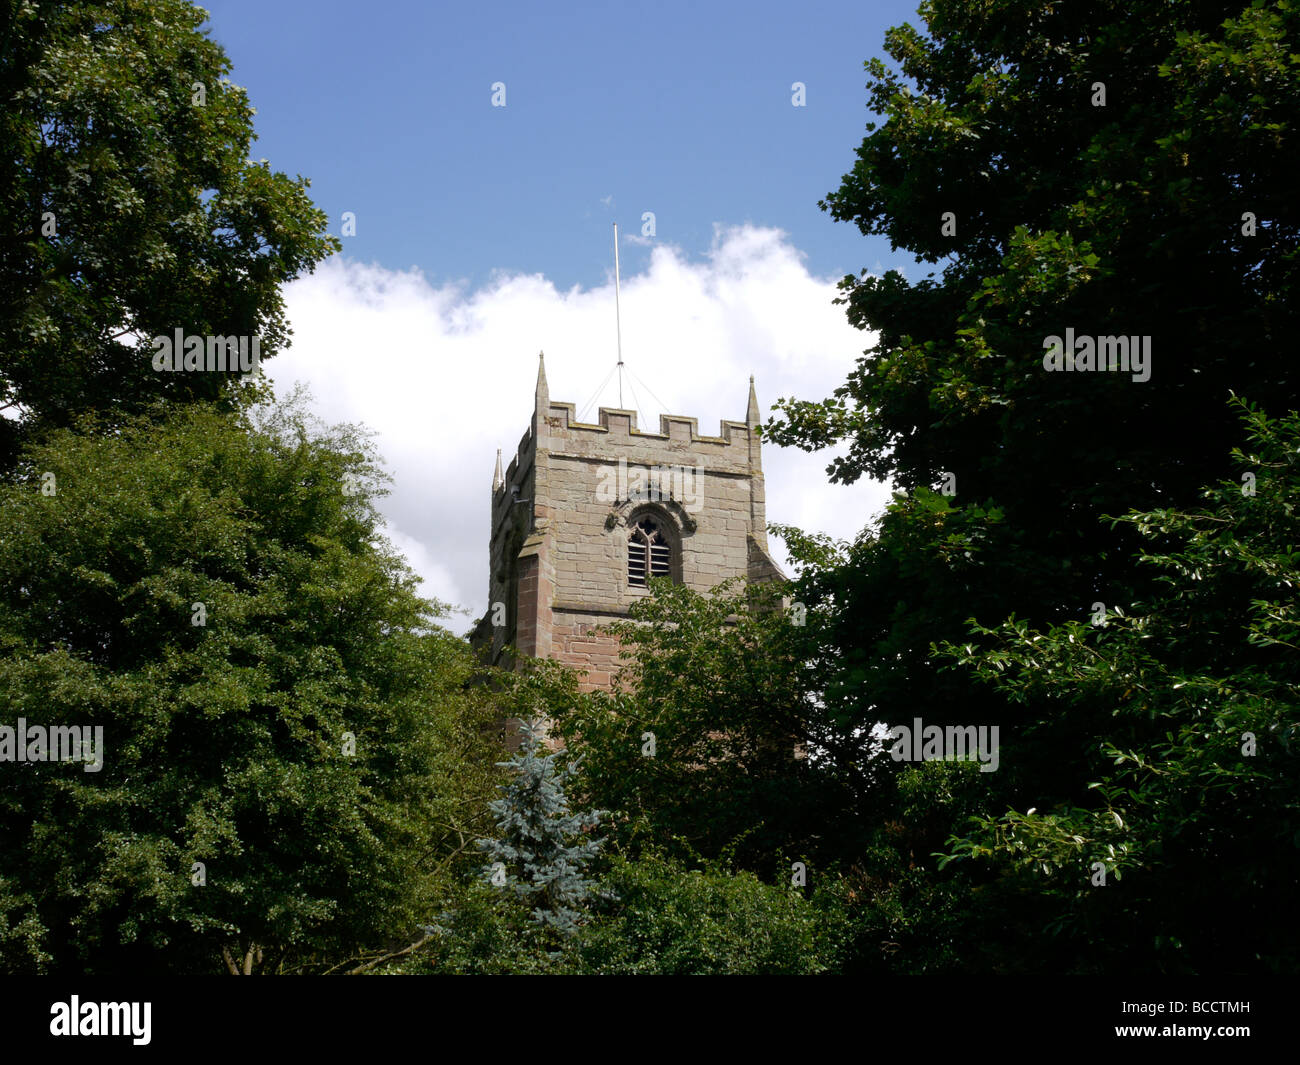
[194,0,926,627]
[202,0,922,290]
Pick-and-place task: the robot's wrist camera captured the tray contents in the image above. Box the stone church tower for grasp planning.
[472,353,785,692]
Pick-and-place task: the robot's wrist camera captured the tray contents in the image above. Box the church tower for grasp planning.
[473,353,785,692]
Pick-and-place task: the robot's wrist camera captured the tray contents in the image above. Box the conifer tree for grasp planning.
[478,719,606,938]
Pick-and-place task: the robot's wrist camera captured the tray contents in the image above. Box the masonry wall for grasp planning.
[475,423,536,667]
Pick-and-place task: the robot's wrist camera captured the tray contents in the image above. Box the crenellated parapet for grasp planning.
[540,402,757,456]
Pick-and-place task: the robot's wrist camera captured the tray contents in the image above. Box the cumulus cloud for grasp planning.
[271,223,890,633]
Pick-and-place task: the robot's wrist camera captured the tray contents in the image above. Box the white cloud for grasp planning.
[272,224,891,633]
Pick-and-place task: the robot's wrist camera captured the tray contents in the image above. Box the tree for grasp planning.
[761,0,1300,835]
[773,0,1297,490]
[939,399,1300,973]
[477,718,605,939]
[734,1,1300,973]
[552,577,885,872]
[0,0,339,463]
[569,855,843,975]
[0,397,499,974]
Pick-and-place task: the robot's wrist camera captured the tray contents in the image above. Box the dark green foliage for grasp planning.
[569,856,841,975]
[938,400,1300,973]
[550,578,885,872]
[822,760,1081,975]
[389,855,846,975]
[0,0,340,463]
[0,399,499,974]
[397,884,559,975]
[764,0,1300,793]
[737,0,1300,974]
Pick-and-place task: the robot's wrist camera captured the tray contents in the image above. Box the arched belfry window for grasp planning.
[628,515,671,587]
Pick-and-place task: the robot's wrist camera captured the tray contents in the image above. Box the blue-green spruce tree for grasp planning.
[478,719,606,937]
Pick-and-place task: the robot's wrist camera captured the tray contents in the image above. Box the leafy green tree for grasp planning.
[552,578,885,872]
[938,399,1300,973]
[569,855,843,975]
[385,852,850,976]
[396,882,558,975]
[0,398,498,974]
[764,0,1300,798]
[477,718,605,939]
[0,0,339,462]
[765,3,1300,962]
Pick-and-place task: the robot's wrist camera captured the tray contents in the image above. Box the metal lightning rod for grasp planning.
[613,222,624,410]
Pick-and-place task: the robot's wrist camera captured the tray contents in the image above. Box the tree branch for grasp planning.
[344,934,433,976]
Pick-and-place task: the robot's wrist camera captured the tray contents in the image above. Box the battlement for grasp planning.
[545,402,756,449]
[495,402,754,513]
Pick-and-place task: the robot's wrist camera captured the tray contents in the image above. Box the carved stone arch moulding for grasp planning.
[603,497,697,535]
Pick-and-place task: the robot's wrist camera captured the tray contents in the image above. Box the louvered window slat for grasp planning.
[628,540,647,586]
[649,543,669,578]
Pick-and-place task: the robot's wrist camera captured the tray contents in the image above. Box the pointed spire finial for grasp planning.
[492,448,504,493]
[534,350,550,430]
[746,374,760,427]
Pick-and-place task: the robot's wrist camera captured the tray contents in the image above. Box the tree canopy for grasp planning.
[940,399,1300,973]
[0,0,339,464]
[759,0,1300,826]
[0,400,499,974]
